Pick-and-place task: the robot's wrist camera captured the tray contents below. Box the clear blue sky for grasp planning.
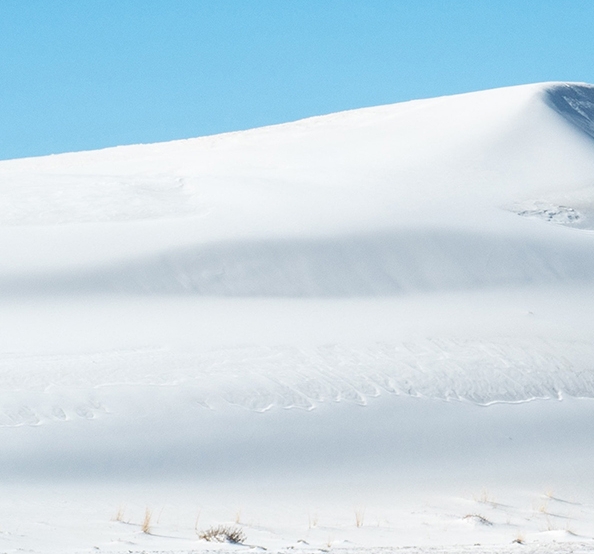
[1,1,594,160]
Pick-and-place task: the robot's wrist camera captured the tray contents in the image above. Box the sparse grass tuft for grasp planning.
[354,507,365,528]
[476,488,496,505]
[537,498,550,514]
[194,510,201,533]
[112,505,126,522]
[198,524,246,544]
[141,507,153,534]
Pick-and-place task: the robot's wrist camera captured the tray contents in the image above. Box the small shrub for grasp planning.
[199,524,246,544]
[512,534,525,544]
[463,514,493,526]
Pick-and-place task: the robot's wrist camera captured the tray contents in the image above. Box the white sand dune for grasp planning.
[1,82,594,553]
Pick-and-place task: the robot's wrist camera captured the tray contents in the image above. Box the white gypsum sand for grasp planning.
[1,82,594,553]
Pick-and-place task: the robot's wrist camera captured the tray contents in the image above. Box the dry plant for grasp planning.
[198,524,246,544]
[234,509,242,524]
[141,507,153,534]
[112,505,126,522]
[537,498,550,514]
[194,510,201,533]
[354,507,365,528]
[463,514,493,526]
[544,514,571,533]
[476,488,496,505]
[308,511,318,529]
[565,521,577,535]
[512,532,525,544]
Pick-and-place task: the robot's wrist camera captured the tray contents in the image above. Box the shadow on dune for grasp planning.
[2,227,594,297]
[545,83,594,140]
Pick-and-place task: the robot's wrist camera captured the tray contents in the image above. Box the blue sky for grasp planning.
[1,1,594,160]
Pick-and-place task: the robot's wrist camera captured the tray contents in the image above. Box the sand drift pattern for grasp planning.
[2,336,594,427]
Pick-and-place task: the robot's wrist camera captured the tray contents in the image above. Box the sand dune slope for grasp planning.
[1,82,594,552]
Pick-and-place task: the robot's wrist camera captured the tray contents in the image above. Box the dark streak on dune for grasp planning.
[545,83,594,139]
